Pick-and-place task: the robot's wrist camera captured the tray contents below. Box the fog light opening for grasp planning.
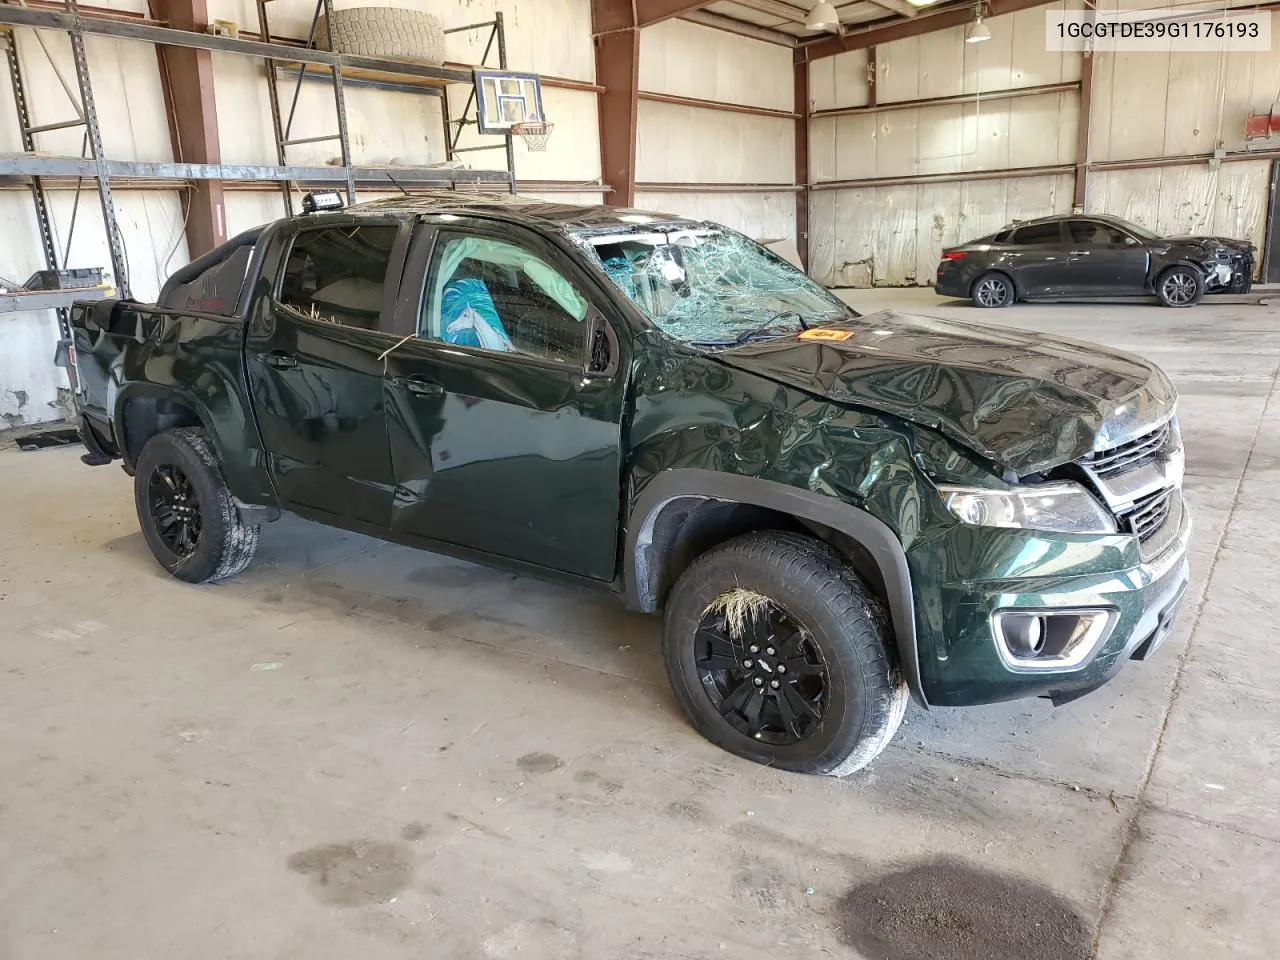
[993,609,1116,672]
[1003,615,1046,657]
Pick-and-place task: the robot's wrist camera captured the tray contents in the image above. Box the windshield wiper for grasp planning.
[688,320,804,350]
[773,310,809,331]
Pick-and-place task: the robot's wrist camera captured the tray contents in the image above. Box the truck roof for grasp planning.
[342,191,691,232]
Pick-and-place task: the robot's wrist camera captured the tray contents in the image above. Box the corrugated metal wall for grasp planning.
[808,0,1280,287]
[635,20,796,243]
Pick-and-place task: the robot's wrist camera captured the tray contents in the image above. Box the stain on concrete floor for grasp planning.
[836,857,1089,960]
[287,840,414,907]
[516,751,564,776]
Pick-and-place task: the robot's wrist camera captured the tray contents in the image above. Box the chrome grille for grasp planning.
[1079,422,1171,479]
[1118,488,1174,543]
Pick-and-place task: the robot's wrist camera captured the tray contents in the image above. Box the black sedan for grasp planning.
[934,214,1254,308]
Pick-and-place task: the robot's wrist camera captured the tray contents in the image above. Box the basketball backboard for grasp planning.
[474,70,545,135]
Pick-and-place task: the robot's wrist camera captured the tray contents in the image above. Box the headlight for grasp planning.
[937,481,1117,535]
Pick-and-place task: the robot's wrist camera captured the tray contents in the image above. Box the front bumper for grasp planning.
[1204,247,1255,293]
[907,495,1191,707]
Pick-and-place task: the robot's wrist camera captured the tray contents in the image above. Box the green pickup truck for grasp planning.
[68,192,1190,776]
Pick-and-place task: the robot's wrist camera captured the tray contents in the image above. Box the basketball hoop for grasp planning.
[511,121,554,152]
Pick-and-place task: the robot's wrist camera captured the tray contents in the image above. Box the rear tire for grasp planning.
[134,428,260,583]
[970,272,1014,308]
[1155,265,1204,307]
[662,531,908,777]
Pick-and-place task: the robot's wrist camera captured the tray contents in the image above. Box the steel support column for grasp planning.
[152,0,225,257]
[592,0,639,208]
[1073,48,1094,211]
[794,47,810,272]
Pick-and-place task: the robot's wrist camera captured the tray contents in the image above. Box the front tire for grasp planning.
[134,427,260,583]
[970,272,1014,308]
[662,532,908,777]
[1155,265,1204,307]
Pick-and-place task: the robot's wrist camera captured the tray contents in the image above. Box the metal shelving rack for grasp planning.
[0,0,520,302]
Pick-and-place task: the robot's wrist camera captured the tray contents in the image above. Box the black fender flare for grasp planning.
[112,382,281,523]
[625,469,927,708]
[113,381,221,469]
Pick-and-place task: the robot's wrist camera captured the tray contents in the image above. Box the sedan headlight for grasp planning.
[937,481,1117,535]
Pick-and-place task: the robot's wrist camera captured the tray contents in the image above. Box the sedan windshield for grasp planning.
[571,223,851,346]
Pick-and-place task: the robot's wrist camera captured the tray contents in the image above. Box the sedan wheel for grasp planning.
[1156,266,1204,308]
[971,273,1013,309]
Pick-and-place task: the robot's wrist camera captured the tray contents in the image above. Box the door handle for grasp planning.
[398,377,444,397]
[266,351,297,369]
[1069,250,1089,256]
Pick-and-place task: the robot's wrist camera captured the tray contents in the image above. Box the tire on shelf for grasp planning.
[315,7,446,66]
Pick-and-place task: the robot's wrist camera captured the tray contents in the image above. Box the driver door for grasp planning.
[381,220,627,581]
[1065,220,1149,294]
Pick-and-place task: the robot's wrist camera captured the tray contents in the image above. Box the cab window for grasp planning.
[421,233,589,365]
[278,225,400,330]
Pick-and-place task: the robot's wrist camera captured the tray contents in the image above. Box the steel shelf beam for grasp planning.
[0,155,512,184]
[0,286,107,315]
[0,5,475,83]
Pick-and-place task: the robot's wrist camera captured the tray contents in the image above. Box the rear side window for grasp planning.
[161,242,254,313]
[991,229,1013,243]
[278,225,399,330]
[1010,223,1063,245]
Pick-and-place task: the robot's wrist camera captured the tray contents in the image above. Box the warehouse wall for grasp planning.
[808,0,1280,287]
[0,0,602,426]
[635,20,797,245]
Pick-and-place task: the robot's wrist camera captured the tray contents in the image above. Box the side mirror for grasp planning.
[586,309,619,378]
[1124,236,1138,246]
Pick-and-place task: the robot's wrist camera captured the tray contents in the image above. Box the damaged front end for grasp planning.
[623,310,1190,709]
[584,216,1192,710]
[1169,237,1256,293]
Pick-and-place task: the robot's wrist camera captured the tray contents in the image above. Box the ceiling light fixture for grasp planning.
[966,5,992,43]
[805,0,841,33]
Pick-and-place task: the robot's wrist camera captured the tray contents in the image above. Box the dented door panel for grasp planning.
[384,339,624,580]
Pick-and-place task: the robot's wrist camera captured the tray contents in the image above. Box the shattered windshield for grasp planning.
[571,223,851,346]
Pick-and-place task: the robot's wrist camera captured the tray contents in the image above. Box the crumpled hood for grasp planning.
[715,310,1178,476]
[1165,235,1253,252]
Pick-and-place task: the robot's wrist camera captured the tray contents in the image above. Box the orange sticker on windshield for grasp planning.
[798,328,853,342]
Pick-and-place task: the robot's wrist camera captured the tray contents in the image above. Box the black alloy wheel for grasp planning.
[662,531,908,776]
[694,602,830,745]
[147,462,203,558]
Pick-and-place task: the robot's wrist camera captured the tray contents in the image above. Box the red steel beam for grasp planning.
[811,80,1079,118]
[637,0,715,29]
[638,90,798,119]
[592,0,640,206]
[803,0,1060,59]
[794,47,810,270]
[150,0,226,257]
[594,0,711,34]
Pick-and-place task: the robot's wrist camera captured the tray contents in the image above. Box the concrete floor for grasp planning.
[1,288,1276,959]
